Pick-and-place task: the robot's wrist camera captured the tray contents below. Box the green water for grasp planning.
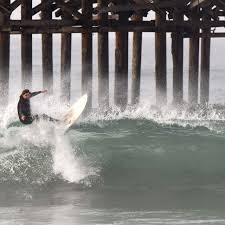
[1,106,225,224]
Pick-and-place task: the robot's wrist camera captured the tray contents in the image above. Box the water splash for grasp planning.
[52,129,98,183]
[83,103,225,134]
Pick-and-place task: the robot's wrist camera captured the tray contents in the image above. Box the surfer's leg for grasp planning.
[40,114,60,122]
[32,115,40,122]
[31,114,59,122]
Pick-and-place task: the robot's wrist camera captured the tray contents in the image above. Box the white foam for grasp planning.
[52,130,97,183]
[83,103,225,134]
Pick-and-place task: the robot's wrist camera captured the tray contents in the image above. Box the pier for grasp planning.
[0,0,224,107]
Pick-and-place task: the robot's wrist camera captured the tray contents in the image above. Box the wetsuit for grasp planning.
[17,91,58,124]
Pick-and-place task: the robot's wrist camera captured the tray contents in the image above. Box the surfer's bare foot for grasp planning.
[21,115,26,121]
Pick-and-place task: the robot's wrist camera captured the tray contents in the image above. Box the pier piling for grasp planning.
[155,11,167,105]
[21,0,32,88]
[189,8,200,105]
[61,10,72,102]
[172,10,184,106]
[98,0,109,108]
[131,15,142,106]
[114,0,129,108]
[82,0,93,110]
[61,32,72,102]
[200,13,211,105]
[0,0,10,105]
[42,0,53,94]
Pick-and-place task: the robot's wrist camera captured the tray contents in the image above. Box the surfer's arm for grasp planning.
[30,90,47,98]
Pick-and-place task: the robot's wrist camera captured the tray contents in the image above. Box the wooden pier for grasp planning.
[0,0,225,107]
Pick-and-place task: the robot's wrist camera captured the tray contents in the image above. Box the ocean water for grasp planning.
[1,34,225,224]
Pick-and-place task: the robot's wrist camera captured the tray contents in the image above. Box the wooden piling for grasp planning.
[200,14,211,105]
[188,9,200,105]
[61,31,71,102]
[60,7,72,102]
[155,11,167,105]
[21,0,32,88]
[82,0,93,110]
[0,0,10,106]
[98,0,109,108]
[114,0,129,108]
[42,0,53,94]
[131,15,142,105]
[172,11,184,105]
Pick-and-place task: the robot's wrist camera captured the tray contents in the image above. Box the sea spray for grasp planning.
[83,103,225,134]
[52,129,96,183]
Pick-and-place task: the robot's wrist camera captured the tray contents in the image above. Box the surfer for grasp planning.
[17,89,58,124]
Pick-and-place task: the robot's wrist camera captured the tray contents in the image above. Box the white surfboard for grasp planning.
[64,94,88,130]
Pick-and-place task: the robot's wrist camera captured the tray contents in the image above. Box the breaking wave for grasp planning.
[1,99,225,191]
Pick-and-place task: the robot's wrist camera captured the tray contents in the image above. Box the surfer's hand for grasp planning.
[21,115,26,121]
[42,90,48,94]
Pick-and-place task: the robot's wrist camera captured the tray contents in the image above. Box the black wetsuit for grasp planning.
[17,91,58,124]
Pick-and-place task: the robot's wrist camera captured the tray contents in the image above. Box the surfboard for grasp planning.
[64,94,88,130]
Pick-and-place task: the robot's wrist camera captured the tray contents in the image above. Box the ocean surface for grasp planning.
[1,34,225,224]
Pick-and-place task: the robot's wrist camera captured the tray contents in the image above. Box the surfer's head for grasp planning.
[20,89,31,100]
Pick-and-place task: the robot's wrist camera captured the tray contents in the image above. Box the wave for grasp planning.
[0,100,225,190]
[83,103,225,134]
